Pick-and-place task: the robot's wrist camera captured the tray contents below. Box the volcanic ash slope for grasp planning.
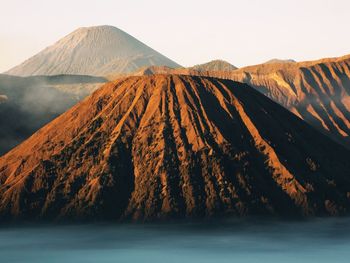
[0,75,350,221]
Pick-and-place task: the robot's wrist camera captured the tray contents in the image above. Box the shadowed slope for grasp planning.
[0,75,350,222]
[135,55,350,147]
[211,55,350,147]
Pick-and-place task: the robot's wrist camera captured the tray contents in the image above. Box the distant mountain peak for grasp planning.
[6,25,180,76]
[76,25,119,30]
[264,58,296,64]
[191,59,237,71]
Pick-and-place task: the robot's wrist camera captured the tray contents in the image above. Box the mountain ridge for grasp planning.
[131,55,350,148]
[190,60,237,71]
[264,59,296,64]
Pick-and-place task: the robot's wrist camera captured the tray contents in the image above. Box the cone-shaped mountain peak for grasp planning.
[6,25,180,76]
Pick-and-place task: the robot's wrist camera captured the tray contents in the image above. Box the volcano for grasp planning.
[5,25,180,76]
[0,75,350,222]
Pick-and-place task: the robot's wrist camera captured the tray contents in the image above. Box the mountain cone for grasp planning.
[1,75,350,221]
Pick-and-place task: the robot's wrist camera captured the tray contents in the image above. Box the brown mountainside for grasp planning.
[136,55,350,147]
[1,75,350,222]
[213,55,350,146]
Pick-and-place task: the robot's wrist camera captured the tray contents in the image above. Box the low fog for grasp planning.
[0,74,106,155]
[1,217,350,263]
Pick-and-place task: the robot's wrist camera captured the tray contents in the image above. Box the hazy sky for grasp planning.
[0,0,349,72]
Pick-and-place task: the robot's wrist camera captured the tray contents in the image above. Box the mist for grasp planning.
[0,74,106,155]
[1,217,350,263]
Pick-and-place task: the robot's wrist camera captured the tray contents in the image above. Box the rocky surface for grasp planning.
[1,75,350,222]
[135,55,350,147]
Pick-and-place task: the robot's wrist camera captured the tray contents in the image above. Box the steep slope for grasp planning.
[191,60,237,71]
[196,55,350,147]
[6,25,180,76]
[1,75,350,222]
[0,74,107,155]
[135,55,350,147]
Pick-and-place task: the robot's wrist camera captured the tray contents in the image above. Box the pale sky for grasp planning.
[0,0,349,72]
